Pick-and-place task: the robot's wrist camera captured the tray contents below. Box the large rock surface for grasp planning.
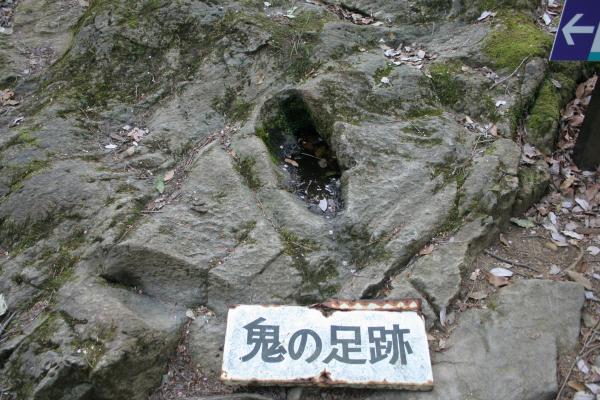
[0,0,585,398]
[369,279,585,400]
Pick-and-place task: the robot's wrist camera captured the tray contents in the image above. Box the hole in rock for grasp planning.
[258,91,343,216]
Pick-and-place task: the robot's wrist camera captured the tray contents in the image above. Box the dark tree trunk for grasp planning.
[574,81,600,170]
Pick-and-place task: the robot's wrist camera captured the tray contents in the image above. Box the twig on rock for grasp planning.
[489,55,530,90]
[483,249,538,272]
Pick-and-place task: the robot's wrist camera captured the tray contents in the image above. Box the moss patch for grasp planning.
[234,156,261,189]
[221,10,329,81]
[346,226,392,269]
[6,159,50,193]
[280,229,338,302]
[525,80,560,150]
[483,13,553,70]
[0,209,59,254]
[374,64,393,82]
[212,86,253,122]
[427,62,463,106]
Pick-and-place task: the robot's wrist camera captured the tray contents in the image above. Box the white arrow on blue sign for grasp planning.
[550,0,600,61]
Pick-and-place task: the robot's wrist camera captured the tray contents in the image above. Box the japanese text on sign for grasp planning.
[221,305,433,390]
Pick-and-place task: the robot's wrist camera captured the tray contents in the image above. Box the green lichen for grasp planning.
[212,87,253,122]
[221,10,329,81]
[433,161,471,234]
[483,13,553,70]
[233,220,257,244]
[374,64,393,82]
[346,227,392,269]
[5,128,39,148]
[6,159,49,192]
[320,80,367,123]
[279,230,338,302]
[45,0,222,116]
[0,210,59,254]
[482,94,501,122]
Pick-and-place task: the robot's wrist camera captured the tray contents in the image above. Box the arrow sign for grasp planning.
[562,13,595,45]
[550,0,600,61]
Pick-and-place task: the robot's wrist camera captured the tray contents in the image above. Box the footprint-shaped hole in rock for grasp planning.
[257,91,343,216]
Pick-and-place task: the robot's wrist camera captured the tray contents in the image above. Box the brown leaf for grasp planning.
[568,381,587,392]
[586,184,600,202]
[499,233,510,247]
[560,175,576,190]
[486,272,509,287]
[418,244,434,256]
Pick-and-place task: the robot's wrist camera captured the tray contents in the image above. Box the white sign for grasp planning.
[221,305,433,390]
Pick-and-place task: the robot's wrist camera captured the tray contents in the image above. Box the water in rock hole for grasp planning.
[279,127,342,216]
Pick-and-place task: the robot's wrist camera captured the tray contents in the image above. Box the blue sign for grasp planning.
[550,0,600,61]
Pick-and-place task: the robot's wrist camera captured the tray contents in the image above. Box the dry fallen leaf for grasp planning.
[486,272,509,287]
[185,309,196,320]
[568,381,587,392]
[418,244,434,256]
[588,246,600,256]
[285,158,299,168]
[560,175,576,190]
[164,169,175,182]
[319,199,328,212]
[563,230,584,240]
[577,359,590,374]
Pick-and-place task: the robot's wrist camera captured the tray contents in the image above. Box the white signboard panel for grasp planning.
[221,304,433,390]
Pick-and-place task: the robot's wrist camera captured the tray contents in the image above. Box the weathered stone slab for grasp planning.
[221,305,433,390]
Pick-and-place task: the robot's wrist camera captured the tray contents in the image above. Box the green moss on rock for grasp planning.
[234,156,261,189]
[279,229,338,303]
[427,62,464,106]
[525,80,560,153]
[483,14,553,70]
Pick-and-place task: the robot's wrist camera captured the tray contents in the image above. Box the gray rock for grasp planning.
[0,0,579,397]
[366,279,584,400]
[513,159,550,216]
[385,280,437,331]
[408,217,497,313]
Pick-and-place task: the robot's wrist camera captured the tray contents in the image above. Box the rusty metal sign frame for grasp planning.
[220,299,432,390]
